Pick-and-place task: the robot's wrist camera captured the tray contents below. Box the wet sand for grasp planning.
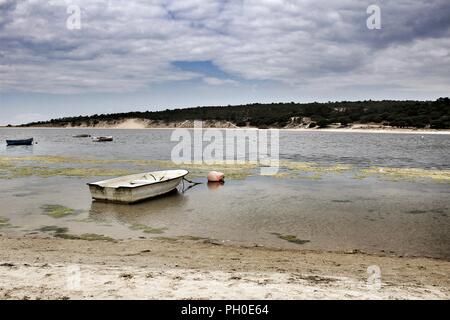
[0,236,449,300]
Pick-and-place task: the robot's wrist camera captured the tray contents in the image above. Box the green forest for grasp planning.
[20,97,450,129]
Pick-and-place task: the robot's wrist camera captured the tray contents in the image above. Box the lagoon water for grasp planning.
[1,128,450,168]
[0,128,449,258]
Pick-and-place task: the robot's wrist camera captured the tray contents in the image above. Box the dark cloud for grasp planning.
[360,1,450,48]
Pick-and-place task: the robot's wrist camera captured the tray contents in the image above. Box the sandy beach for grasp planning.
[7,118,450,134]
[0,236,449,300]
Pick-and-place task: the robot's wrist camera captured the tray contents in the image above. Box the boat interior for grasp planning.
[90,170,189,188]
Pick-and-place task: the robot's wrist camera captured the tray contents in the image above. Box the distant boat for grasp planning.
[6,138,34,146]
[92,136,113,142]
[73,134,91,138]
[88,170,189,203]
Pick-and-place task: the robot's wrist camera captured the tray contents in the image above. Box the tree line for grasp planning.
[19,97,450,129]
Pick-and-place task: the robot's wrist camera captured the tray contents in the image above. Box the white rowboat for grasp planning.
[88,170,189,203]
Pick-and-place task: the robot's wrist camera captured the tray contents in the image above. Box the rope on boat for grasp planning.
[181,177,203,193]
[183,177,202,185]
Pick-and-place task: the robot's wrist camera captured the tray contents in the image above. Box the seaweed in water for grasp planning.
[129,223,167,234]
[406,210,427,215]
[41,205,76,218]
[54,231,116,242]
[37,225,116,242]
[38,225,69,234]
[0,217,12,228]
[65,233,116,242]
[272,232,310,245]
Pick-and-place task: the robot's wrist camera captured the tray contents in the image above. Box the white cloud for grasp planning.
[202,77,236,86]
[0,0,449,94]
[12,112,48,124]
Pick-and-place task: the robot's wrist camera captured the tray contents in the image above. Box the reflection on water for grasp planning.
[5,145,34,155]
[207,181,225,190]
[89,189,188,225]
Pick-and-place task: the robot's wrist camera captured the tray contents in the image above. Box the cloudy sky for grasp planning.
[1,0,449,125]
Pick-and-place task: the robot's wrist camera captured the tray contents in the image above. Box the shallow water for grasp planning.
[0,128,449,259]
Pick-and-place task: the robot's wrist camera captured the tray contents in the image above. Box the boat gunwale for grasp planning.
[87,169,189,190]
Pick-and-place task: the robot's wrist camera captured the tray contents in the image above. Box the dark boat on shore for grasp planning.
[73,134,91,138]
[6,138,34,146]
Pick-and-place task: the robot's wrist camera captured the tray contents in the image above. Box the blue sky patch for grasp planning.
[171,60,231,79]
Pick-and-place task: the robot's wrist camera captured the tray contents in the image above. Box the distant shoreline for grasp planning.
[2,125,450,135]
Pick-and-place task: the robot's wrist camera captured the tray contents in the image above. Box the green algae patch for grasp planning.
[0,217,12,229]
[407,210,427,215]
[172,161,352,180]
[270,162,354,180]
[38,225,117,242]
[69,217,95,223]
[4,155,449,184]
[0,165,136,179]
[38,225,69,234]
[5,166,38,179]
[152,161,258,180]
[42,205,76,218]
[77,233,116,242]
[53,233,81,240]
[54,232,116,242]
[0,160,13,176]
[325,164,353,172]
[153,236,179,243]
[298,173,322,180]
[272,233,310,245]
[37,225,75,240]
[281,161,319,172]
[36,167,135,178]
[130,223,167,234]
[359,167,450,183]
[0,155,119,165]
[281,161,352,173]
[270,172,290,179]
[0,155,142,179]
[179,235,210,241]
[0,155,353,181]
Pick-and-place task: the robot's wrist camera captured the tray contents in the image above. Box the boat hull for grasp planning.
[6,138,33,146]
[88,170,188,203]
[92,136,113,142]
